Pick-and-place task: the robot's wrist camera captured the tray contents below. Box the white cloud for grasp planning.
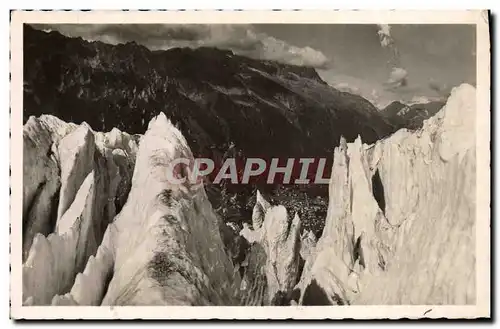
[385,67,408,88]
[407,95,445,106]
[254,33,330,68]
[31,24,331,69]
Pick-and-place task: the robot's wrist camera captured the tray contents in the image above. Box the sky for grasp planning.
[31,23,476,109]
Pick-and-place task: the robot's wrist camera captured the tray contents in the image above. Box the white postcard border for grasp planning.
[9,9,491,320]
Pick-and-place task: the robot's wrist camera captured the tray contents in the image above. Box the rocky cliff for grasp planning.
[21,83,476,306]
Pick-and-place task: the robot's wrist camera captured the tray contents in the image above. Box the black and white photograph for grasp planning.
[9,10,490,319]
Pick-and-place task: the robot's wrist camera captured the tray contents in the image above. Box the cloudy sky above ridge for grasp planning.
[30,23,476,108]
[31,23,332,69]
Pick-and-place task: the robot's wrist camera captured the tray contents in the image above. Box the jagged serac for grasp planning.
[22,116,138,305]
[51,226,114,305]
[56,124,96,221]
[22,115,77,259]
[53,112,240,306]
[22,83,477,306]
[24,171,97,305]
[240,193,302,305]
[297,83,476,305]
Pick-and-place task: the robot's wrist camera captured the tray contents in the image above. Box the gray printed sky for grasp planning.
[32,23,476,108]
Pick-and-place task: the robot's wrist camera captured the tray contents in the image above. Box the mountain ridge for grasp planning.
[22,23,445,239]
[24,24,396,161]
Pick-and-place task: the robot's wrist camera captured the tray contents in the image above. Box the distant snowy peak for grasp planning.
[380,97,446,131]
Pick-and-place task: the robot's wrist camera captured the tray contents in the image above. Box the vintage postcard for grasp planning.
[10,10,490,320]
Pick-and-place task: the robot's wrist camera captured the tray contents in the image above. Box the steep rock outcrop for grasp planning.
[297,84,476,305]
[54,113,239,306]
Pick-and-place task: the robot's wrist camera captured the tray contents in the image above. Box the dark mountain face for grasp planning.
[23,25,396,158]
[382,100,445,131]
[23,24,403,236]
